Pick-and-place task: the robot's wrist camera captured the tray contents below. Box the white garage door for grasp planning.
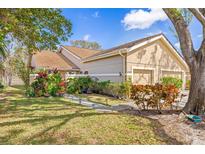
[133,69,153,85]
[161,70,182,79]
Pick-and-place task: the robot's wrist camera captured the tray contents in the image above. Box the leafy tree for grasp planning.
[70,40,101,50]
[0,9,72,88]
[163,8,205,114]
[2,47,26,86]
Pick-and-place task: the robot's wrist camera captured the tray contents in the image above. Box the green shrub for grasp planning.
[119,80,132,98]
[78,76,94,91]
[186,80,190,90]
[66,76,131,99]
[47,72,65,96]
[67,77,94,94]
[25,87,35,97]
[93,80,111,94]
[161,77,183,89]
[66,78,79,94]
[98,81,131,99]
[0,82,4,89]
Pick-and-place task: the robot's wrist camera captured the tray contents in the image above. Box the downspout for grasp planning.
[119,49,127,82]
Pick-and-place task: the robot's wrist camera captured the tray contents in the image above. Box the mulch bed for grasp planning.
[122,109,205,145]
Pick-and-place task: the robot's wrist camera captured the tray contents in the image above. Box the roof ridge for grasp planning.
[105,33,163,52]
[84,33,163,60]
[62,45,103,52]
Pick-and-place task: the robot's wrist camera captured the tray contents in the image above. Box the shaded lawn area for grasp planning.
[75,93,125,106]
[0,86,181,144]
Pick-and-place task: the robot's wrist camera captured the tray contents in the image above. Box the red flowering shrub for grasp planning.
[37,72,48,79]
[131,84,179,111]
[28,70,66,97]
[59,81,66,87]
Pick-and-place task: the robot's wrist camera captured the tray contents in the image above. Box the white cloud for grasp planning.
[197,34,203,38]
[121,8,168,30]
[146,30,167,36]
[83,34,91,41]
[174,42,180,49]
[92,11,100,18]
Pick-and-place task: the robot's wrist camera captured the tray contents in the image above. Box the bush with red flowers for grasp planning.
[27,70,66,97]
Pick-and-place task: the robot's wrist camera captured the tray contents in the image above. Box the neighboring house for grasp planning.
[31,50,80,78]
[30,33,190,89]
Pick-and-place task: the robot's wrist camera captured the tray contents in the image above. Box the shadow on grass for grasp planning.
[120,109,184,144]
[0,86,184,145]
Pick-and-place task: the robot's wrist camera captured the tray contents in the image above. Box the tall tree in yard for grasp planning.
[0,9,72,88]
[70,40,102,50]
[163,8,205,114]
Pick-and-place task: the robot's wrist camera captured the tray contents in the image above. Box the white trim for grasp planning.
[160,69,184,80]
[160,68,184,73]
[61,46,81,60]
[131,66,155,84]
[66,73,121,77]
[30,74,38,77]
[126,73,132,76]
[128,35,161,52]
[82,49,127,63]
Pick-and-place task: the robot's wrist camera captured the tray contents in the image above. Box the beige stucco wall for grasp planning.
[126,39,188,86]
[83,55,123,82]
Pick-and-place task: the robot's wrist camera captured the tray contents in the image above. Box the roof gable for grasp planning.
[82,33,189,70]
[62,46,101,59]
[83,33,162,61]
[32,50,79,71]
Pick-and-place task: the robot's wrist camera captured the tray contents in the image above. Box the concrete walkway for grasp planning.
[64,94,135,112]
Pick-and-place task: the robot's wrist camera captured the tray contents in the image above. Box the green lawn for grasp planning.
[75,93,125,106]
[0,86,180,144]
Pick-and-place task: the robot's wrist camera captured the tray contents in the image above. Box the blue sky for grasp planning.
[61,8,203,52]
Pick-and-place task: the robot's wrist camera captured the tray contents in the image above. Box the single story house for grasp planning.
[31,33,190,89]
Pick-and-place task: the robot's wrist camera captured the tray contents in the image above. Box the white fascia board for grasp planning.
[82,49,127,63]
[128,35,162,52]
[66,73,121,77]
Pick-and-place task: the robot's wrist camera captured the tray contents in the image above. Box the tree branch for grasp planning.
[163,8,195,67]
[189,8,205,27]
[192,8,205,56]
[198,9,205,39]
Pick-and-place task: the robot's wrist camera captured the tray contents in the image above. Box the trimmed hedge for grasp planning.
[131,84,179,111]
[161,77,183,89]
[66,77,131,99]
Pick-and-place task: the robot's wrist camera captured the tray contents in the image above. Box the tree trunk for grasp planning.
[25,53,32,89]
[183,63,205,115]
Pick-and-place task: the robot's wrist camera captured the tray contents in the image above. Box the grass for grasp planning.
[0,86,181,144]
[75,93,125,106]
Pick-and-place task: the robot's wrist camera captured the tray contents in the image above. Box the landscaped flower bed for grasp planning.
[26,70,66,97]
